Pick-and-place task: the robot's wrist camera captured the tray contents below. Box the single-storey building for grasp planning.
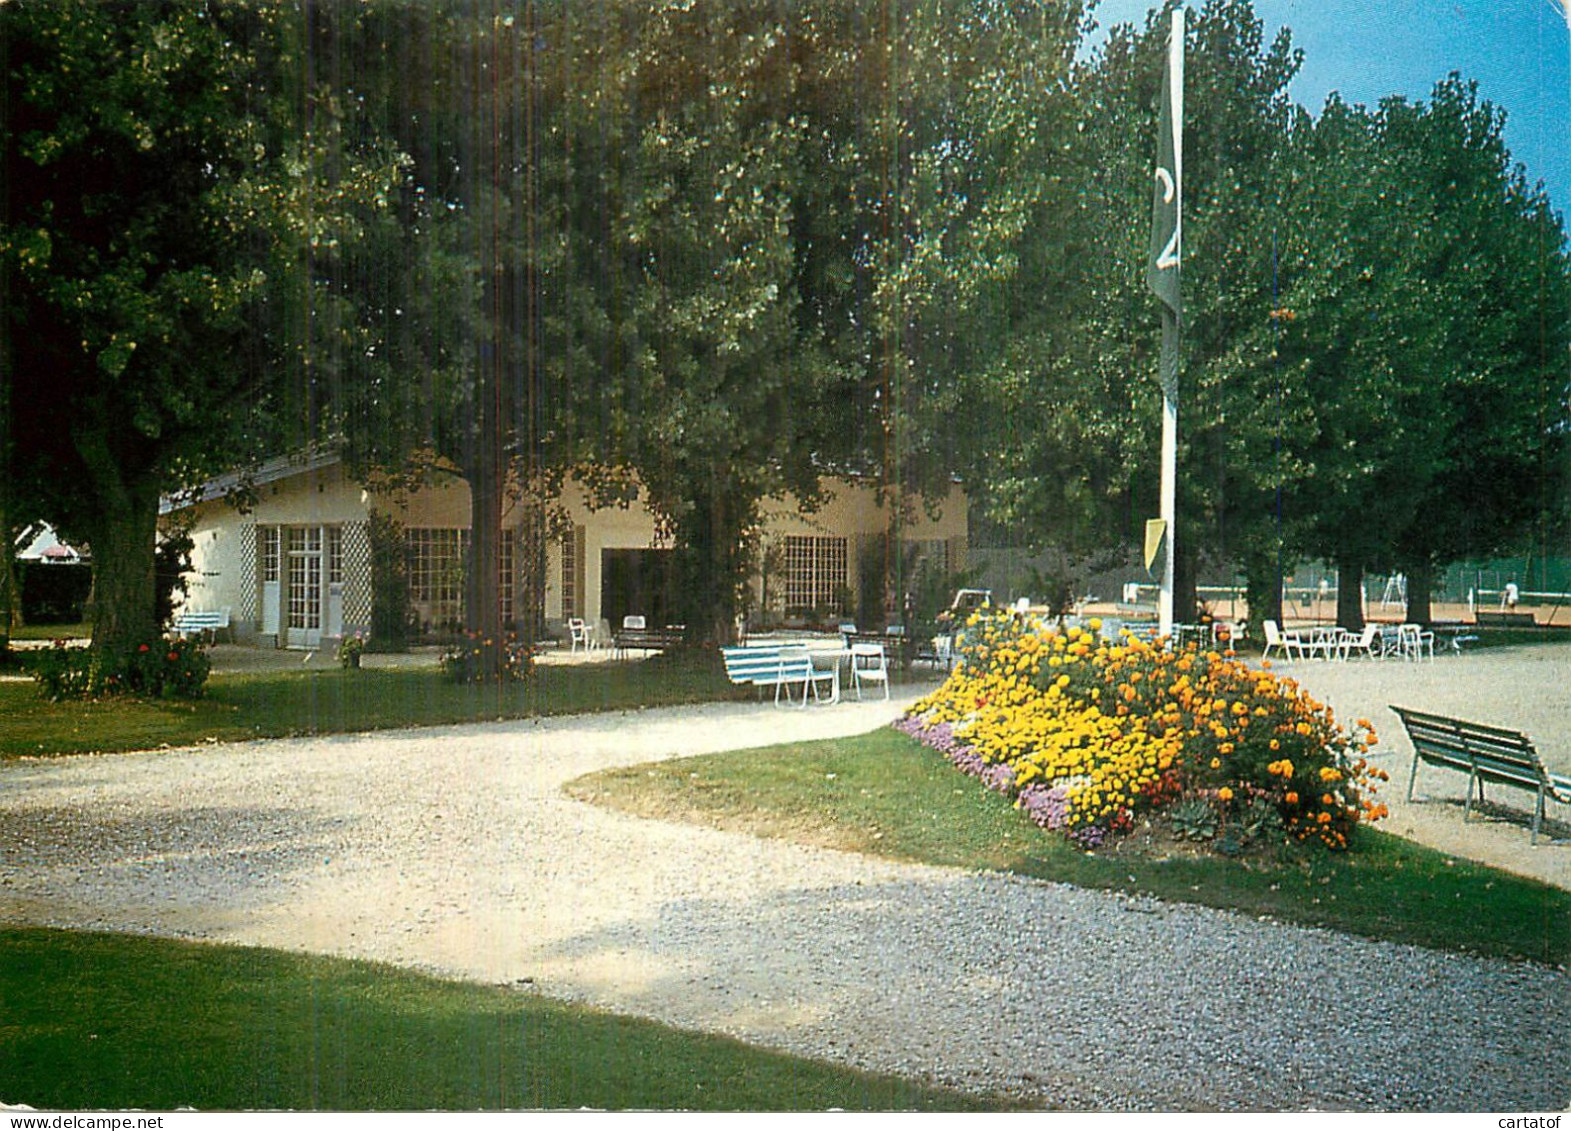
[160,450,968,649]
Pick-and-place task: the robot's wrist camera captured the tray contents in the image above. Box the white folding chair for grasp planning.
[568,617,591,653]
[850,642,890,701]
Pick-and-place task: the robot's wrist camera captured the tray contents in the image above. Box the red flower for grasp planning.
[138,644,150,653]
[167,652,179,662]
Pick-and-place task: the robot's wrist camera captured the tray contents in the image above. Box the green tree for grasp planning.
[545,5,849,645]
[1267,79,1571,626]
[948,0,1307,627]
[0,1,403,668]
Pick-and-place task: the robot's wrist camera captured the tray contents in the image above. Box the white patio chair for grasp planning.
[1399,623,1435,662]
[622,614,646,631]
[849,642,890,701]
[1334,623,1379,661]
[1261,620,1294,660]
[567,617,591,653]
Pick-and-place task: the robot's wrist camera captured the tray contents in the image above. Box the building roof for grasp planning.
[14,522,86,563]
[159,445,341,516]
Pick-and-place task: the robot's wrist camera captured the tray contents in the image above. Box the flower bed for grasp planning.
[440,630,534,683]
[897,611,1386,852]
[31,635,211,701]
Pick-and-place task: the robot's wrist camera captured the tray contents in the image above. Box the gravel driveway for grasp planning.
[2,683,1568,1111]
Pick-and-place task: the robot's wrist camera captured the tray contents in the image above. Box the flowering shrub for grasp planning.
[29,640,94,701]
[31,635,211,701]
[899,610,1386,852]
[337,632,367,669]
[440,630,533,683]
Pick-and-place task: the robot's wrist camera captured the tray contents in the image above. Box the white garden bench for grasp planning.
[171,607,232,643]
[721,643,839,708]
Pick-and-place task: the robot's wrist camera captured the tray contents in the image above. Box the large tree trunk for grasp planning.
[677,485,746,648]
[1172,536,1199,626]
[1403,562,1435,627]
[463,466,506,681]
[85,484,161,659]
[462,325,506,681]
[1243,552,1284,637]
[0,498,14,651]
[1335,558,1365,631]
[72,410,161,658]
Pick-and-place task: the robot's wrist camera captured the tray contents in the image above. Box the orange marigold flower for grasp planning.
[1285,791,1299,804]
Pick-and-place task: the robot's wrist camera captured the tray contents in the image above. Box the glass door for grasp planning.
[285,526,323,649]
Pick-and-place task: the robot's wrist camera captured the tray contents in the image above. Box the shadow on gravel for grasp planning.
[527,874,1571,1112]
[0,804,347,909]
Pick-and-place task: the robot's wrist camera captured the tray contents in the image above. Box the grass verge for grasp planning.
[0,651,747,760]
[570,728,1571,967]
[0,928,1009,1111]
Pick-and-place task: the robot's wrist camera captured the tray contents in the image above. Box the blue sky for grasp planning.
[1081,0,1571,218]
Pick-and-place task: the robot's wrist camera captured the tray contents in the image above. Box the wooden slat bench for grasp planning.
[1392,705,1571,845]
[171,608,232,643]
[612,627,684,659]
[722,644,839,708]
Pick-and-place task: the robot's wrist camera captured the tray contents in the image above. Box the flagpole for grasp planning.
[1155,8,1184,638]
[1159,311,1178,637]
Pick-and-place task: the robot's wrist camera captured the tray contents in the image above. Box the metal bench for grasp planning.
[612,627,684,659]
[721,643,839,708]
[171,607,232,643]
[1392,705,1571,845]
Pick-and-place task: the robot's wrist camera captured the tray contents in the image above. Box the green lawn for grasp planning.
[0,651,748,759]
[571,728,1571,967]
[8,621,93,641]
[0,928,1009,1112]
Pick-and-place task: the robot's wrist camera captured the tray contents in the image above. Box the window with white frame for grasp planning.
[326,525,343,584]
[407,528,467,608]
[783,535,847,613]
[259,526,280,584]
[560,529,580,620]
[498,529,515,625]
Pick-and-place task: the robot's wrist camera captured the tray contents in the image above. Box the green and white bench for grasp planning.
[1392,705,1571,845]
[171,607,232,643]
[722,644,839,708]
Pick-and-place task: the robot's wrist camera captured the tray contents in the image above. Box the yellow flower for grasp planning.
[1218,786,1234,802]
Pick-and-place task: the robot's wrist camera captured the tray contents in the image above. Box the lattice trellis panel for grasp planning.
[342,520,372,631]
[236,523,258,622]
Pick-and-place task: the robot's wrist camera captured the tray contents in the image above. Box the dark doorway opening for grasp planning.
[600,549,677,629]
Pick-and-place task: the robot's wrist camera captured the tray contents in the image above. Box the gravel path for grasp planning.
[2,665,1569,1111]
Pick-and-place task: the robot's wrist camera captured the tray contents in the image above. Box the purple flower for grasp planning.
[1017,783,1072,830]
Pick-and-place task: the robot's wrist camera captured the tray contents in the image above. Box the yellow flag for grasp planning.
[1144,519,1167,579]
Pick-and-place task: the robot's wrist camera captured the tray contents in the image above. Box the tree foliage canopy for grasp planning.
[3,0,1567,661]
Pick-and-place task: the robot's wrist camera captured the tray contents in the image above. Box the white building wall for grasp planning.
[169,460,968,642]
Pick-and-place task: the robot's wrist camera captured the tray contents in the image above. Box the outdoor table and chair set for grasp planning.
[1259,619,1476,662]
[721,639,891,708]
